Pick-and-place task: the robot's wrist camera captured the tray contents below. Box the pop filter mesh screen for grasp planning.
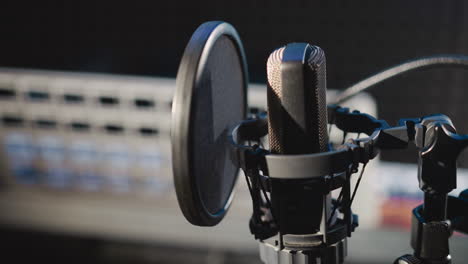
[191,35,245,214]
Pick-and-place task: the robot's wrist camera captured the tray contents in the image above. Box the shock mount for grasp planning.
[230,105,468,264]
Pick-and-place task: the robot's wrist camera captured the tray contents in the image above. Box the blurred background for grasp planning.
[1,1,467,264]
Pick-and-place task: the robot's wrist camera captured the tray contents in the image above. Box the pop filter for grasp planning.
[171,21,248,226]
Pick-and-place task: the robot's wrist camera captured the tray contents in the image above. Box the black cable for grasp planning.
[258,176,272,209]
[244,140,256,200]
[341,131,347,144]
[334,55,468,104]
[350,163,368,206]
[245,172,265,225]
[244,173,254,197]
[245,138,275,224]
[246,138,271,208]
[327,166,354,226]
[327,188,344,226]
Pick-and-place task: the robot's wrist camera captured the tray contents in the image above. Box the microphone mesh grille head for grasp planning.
[266,47,285,153]
[308,47,328,153]
[267,47,285,99]
[266,44,328,154]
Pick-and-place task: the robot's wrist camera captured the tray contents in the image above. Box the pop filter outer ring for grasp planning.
[172,21,248,226]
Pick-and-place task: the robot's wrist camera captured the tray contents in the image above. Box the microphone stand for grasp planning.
[395,115,468,264]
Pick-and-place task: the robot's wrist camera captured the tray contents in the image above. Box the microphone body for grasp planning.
[267,43,330,241]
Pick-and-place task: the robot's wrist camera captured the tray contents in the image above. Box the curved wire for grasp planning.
[350,162,368,207]
[333,55,468,104]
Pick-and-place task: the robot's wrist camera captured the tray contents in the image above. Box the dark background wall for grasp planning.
[2,1,468,165]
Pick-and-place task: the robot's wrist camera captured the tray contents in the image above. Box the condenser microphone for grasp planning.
[267,43,330,243]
